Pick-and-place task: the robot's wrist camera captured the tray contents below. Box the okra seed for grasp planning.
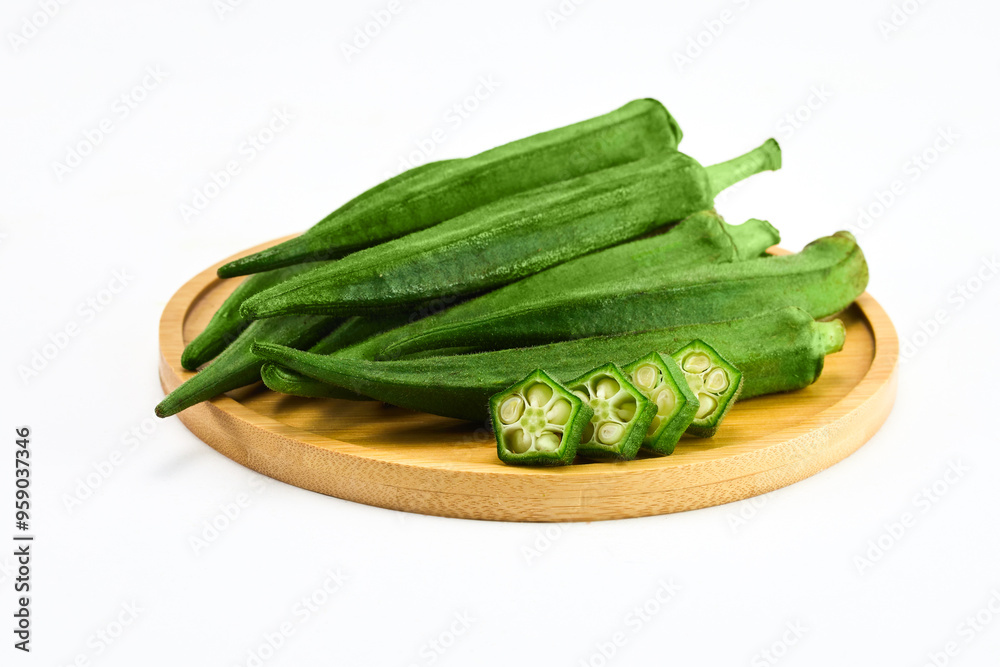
[573,390,589,402]
[705,367,729,393]
[616,399,637,422]
[499,396,524,424]
[546,399,572,426]
[582,422,595,443]
[682,352,712,374]
[633,365,660,391]
[647,415,662,437]
[595,377,620,399]
[525,383,553,407]
[597,423,625,445]
[509,428,532,454]
[535,432,561,452]
[654,387,676,414]
[696,393,717,420]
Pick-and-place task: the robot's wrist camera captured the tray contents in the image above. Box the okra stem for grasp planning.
[704,139,782,198]
[724,217,779,259]
[815,319,847,356]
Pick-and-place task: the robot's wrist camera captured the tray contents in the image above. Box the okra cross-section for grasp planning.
[567,364,656,461]
[624,352,699,456]
[671,340,743,437]
[490,370,593,466]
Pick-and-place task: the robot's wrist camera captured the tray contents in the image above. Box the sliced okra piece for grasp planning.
[623,352,699,456]
[671,340,744,437]
[490,370,593,466]
[567,363,656,461]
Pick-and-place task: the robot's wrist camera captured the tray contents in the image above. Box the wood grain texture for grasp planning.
[158,237,898,522]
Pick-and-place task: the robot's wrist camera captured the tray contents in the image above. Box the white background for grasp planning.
[2,0,999,665]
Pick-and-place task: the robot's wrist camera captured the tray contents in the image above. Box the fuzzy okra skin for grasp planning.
[260,315,406,400]
[241,140,782,320]
[155,315,340,418]
[218,99,683,278]
[491,370,593,466]
[381,228,863,360]
[181,264,316,371]
[364,213,782,360]
[250,306,843,422]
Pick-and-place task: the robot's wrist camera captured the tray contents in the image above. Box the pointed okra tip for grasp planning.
[490,369,592,467]
[671,340,744,438]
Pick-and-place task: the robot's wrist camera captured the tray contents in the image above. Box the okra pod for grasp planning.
[218,99,683,278]
[623,352,699,455]
[491,370,593,466]
[241,140,782,320]
[250,307,843,422]
[155,315,340,418]
[671,340,744,437]
[181,263,314,370]
[362,213,785,360]
[567,364,656,461]
[259,315,406,400]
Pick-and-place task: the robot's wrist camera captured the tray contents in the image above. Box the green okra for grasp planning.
[181,263,315,371]
[567,364,656,461]
[155,315,340,418]
[218,99,683,278]
[249,307,843,422]
[671,340,744,437]
[240,140,782,320]
[362,213,783,360]
[623,352,699,456]
[491,370,593,467]
[260,315,407,400]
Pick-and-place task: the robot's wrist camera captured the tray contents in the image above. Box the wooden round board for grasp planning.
[159,238,898,522]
